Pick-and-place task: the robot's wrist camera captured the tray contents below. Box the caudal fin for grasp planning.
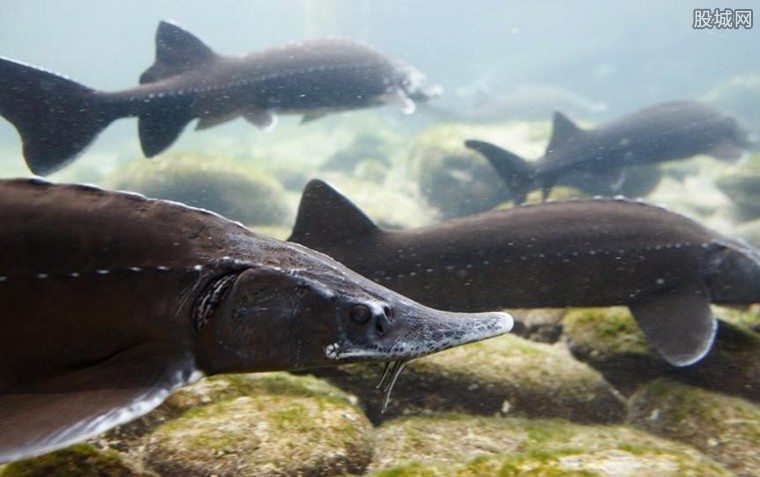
[0,57,119,175]
[464,139,536,204]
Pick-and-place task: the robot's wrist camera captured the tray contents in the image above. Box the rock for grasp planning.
[562,307,760,402]
[628,379,760,477]
[562,307,666,395]
[716,175,760,222]
[408,124,517,218]
[508,308,565,343]
[144,373,374,477]
[106,154,291,226]
[367,414,731,476]
[0,444,152,477]
[321,133,393,173]
[309,334,625,425]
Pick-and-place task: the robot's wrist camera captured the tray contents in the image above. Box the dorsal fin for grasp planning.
[289,180,379,248]
[546,111,582,154]
[140,20,217,84]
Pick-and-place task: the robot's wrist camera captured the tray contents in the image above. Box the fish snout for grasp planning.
[330,296,513,363]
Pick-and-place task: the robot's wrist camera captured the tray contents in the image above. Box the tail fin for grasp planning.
[0,57,118,175]
[464,140,536,205]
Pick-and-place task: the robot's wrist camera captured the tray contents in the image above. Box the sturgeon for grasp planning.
[289,179,760,367]
[466,101,753,204]
[0,20,440,176]
[0,178,511,462]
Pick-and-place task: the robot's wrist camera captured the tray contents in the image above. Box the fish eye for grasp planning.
[348,304,372,325]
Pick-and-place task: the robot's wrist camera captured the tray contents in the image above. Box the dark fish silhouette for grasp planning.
[0,178,511,462]
[0,20,440,175]
[289,179,760,367]
[466,101,753,204]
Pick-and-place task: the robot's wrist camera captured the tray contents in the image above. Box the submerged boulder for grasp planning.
[0,444,151,477]
[309,334,625,425]
[628,379,760,477]
[144,373,374,477]
[106,154,291,226]
[367,414,730,476]
[562,307,760,402]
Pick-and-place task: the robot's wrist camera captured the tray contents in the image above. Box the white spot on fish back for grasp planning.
[96,270,110,275]
[156,266,170,272]
[129,267,142,272]
[0,276,6,282]
[36,273,48,279]
[193,265,203,272]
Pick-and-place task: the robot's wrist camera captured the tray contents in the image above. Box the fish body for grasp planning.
[466,101,752,204]
[289,180,760,367]
[0,178,510,462]
[0,20,440,175]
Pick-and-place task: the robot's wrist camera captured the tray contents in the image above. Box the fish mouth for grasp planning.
[327,309,513,412]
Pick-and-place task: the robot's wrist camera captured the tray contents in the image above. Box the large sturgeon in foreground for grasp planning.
[289,180,760,368]
[0,20,440,176]
[0,178,511,463]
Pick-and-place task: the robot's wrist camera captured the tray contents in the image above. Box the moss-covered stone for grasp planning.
[106,153,291,226]
[628,379,760,477]
[321,133,393,173]
[508,308,566,343]
[0,443,152,477]
[715,165,760,221]
[310,334,625,425]
[367,414,730,476]
[562,307,760,402]
[144,374,373,477]
[408,124,516,218]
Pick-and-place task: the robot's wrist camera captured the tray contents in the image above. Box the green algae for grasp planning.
[369,414,730,476]
[0,444,150,477]
[628,379,760,476]
[563,307,651,357]
[105,153,291,225]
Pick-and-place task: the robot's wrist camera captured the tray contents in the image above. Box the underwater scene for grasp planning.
[0,0,759,475]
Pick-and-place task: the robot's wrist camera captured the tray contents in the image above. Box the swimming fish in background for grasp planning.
[0,20,441,176]
[465,101,753,204]
[289,179,760,367]
[0,178,511,462]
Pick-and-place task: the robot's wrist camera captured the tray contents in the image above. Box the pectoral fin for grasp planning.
[629,282,717,367]
[243,108,278,132]
[381,89,416,114]
[196,111,240,130]
[0,344,199,462]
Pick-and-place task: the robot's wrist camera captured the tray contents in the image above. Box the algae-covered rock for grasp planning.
[144,374,373,477]
[106,154,291,226]
[563,307,760,401]
[321,133,393,173]
[0,443,151,477]
[509,308,566,343]
[562,307,664,394]
[367,414,730,476]
[716,159,760,221]
[628,379,760,477]
[409,124,515,218]
[311,334,625,424]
